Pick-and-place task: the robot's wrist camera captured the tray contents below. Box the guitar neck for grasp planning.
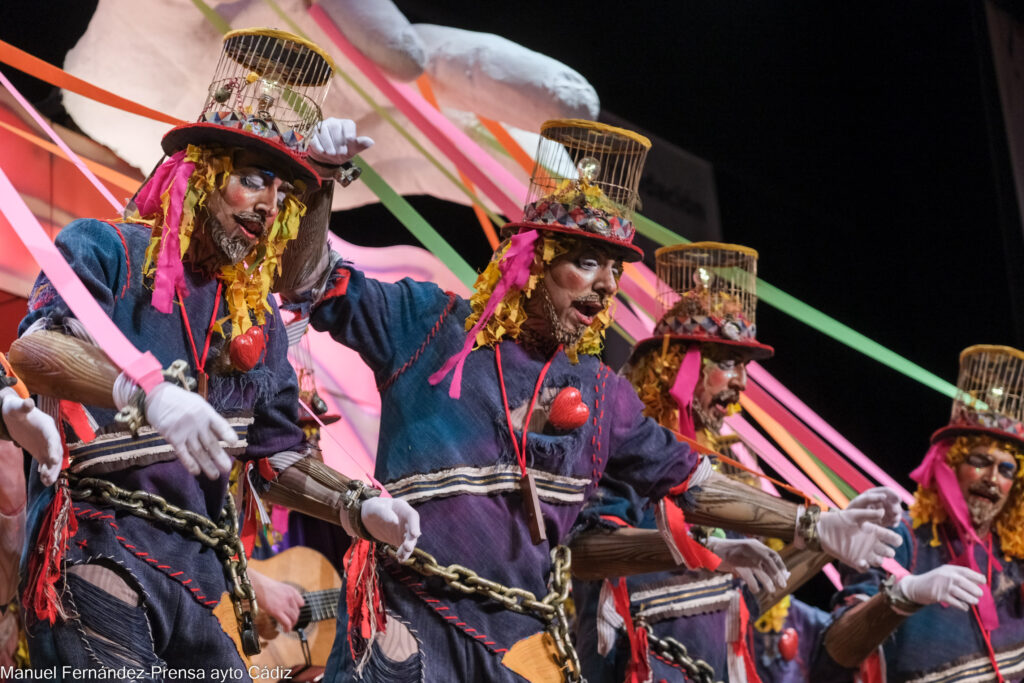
[299,588,340,624]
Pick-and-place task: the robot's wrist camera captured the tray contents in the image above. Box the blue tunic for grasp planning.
[20,219,304,677]
[835,514,1024,682]
[307,264,699,682]
[574,473,845,683]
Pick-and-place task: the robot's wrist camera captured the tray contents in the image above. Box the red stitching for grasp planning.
[380,292,458,392]
[101,221,132,299]
[393,565,507,655]
[74,504,219,611]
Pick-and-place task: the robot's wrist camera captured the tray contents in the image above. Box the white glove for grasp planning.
[360,497,421,562]
[846,486,903,528]
[1,387,62,486]
[309,118,374,166]
[897,565,985,611]
[816,507,903,569]
[113,373,235,479]
[706,536,790,594]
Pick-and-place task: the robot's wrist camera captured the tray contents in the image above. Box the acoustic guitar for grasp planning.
[215,546,342,677]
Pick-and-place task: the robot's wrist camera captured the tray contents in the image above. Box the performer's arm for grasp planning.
[261,457,419,560]
[824,591,909,668]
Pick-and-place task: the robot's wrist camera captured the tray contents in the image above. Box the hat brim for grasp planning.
[505,221,644,262]
[930,424,1024,450]
[162,123,321,188]
[627,333,775,365]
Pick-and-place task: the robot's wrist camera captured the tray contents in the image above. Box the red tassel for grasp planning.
[23,410,74,624]
[344,539,385,666]
[857,651,884,683]
[662,497,721,571]
[731,598,763,683]
[611,578,652,683]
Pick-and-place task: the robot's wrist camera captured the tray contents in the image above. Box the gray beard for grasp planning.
[691,399,722,433]
[966,495,1003,533]
[208,216,252,265]
[539,286,587,348]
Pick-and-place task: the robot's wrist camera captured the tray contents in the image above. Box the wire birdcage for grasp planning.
[653,242,759,341]
[520,119,650,241]
[199,28,335,152]
[944,345,1024,444]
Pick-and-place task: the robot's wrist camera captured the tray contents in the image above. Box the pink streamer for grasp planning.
[134,152,195,313]
[428,230,539,399]
[748,362,914,504]
[0,69,123,212]
[668,344,701,440]
[910,441,999,630]
[0,164,163,392]
[310,5,526,219]
[724,414,836,507]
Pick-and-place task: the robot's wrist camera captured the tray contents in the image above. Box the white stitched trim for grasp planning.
[389,464,590,505]
[904,642,1024,683]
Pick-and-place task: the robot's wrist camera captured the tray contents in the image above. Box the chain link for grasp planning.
[68,474,260,650]
[642,623,720,683]
[385,543,582,681]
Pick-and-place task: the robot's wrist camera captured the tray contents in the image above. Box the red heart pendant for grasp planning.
[229,326,266,372]
[549,387,590,431]
[778,627,799,662]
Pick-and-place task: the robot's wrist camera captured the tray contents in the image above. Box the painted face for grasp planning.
[523,240,621,347]
[956,442,1018,534]
[200,151,294,265]
[692,345,749,432]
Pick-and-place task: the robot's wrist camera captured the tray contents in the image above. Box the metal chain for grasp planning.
[642,623,720,683]
[68,475,261,652]
[385,543,583,681]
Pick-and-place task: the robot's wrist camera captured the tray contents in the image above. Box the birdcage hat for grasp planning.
[162,28,335,186]
[503,119,651,261]
[931,345,1024,447]
[630,242,774,362]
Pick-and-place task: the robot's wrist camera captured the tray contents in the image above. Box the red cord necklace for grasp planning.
[495,342,561,544]
[177,281,222,399]
[942,529,1003,682]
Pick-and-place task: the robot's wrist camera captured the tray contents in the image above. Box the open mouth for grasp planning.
[571,299,604,325]
[234,213,265,241]
[711,393,740,415]
[969,487,1001,503]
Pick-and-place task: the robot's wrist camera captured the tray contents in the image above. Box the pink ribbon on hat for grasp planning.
[134,150,196,314]
[668,344,703,439]
[910,440,1001,630]
[429,230,539,399]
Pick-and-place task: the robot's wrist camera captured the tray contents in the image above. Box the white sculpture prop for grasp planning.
[61,0,601,213]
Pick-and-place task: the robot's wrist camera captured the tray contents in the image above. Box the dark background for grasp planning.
[3,0,1023,603]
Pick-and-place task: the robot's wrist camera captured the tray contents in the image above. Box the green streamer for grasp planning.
[632,214,957,398]
[802,444,858,500]
[357,159,477,287]
[259,0,505,229]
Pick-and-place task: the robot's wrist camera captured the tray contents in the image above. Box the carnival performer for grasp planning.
[572,242,880,683]
[279,120,902,682]
[9,29,418,678]
[824,345,1024,682]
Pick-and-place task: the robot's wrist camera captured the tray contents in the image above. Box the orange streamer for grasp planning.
[0,39,183,126]
[740,394,850,506]
[0,120,140,193]
[416,76,498,249]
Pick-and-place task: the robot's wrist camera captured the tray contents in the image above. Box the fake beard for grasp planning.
[539,287,588,349]
[208,215,254,265]
[965,484,1006,532]
[692,390,739,432]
